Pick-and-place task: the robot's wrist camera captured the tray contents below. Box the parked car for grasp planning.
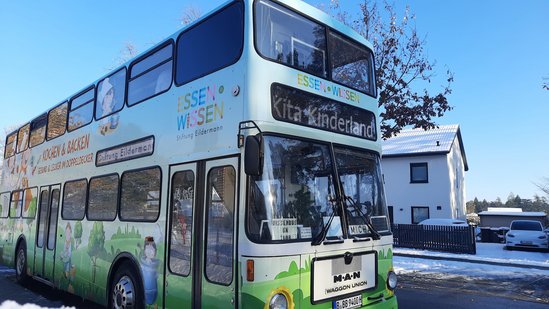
[418,218,468,226]
[505,220,548,250]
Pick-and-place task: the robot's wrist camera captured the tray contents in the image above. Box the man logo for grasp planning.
[333,271,361,283]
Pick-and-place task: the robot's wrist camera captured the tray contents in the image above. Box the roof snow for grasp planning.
[478,211,547,217]
[382,124,469,171]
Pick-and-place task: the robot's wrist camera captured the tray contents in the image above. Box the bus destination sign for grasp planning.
[96,136,155,167]
[271,84,376,141]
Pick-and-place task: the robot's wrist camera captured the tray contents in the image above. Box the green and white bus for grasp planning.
[0,0,397,308]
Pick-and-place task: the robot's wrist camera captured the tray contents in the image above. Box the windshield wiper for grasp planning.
[344,196,381,240]
[311,196,341,246]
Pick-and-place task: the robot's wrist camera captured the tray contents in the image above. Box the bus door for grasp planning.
[165,157,238,308]
[34,185,60,283]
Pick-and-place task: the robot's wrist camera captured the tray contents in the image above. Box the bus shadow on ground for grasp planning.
[5,273,103,308]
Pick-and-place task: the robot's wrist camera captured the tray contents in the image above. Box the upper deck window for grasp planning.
[254,0,376,97]
[175,1,244,86]
[255,0,327,78]
[95,68,126,121]
[69,87,95,131]
[4,132,17,158]
[128,42,173,106]
[16,124,30,153]
[329,32,375,96]
[29,114,47,147]
[47,102,68,140]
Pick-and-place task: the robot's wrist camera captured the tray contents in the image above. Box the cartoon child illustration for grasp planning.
[6,156,17,188]
[140,236,160,306]
[97,78,120,134]
[60,223,73,279]
[144,240,157,264]
[19,149,31,189]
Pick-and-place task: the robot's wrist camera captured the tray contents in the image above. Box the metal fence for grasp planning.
[392,224,477,254]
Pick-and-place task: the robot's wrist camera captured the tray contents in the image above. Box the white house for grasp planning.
[381,124,469,225]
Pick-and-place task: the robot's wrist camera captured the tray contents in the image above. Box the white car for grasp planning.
[418,218,469,227]
[505,220,548,250]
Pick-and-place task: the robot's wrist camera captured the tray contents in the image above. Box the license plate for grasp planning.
[333,295,362,309]
[521,240,532,245]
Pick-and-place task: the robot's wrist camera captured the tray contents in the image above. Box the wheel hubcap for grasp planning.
[113,275,135,309]
[16,249,25,276]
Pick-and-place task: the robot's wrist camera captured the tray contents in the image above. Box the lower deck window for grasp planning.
[169,170,195,276]
[10,191,23,218]
[62,179,87,220]
[0,192,10,218]
[88,174,119,221]
[22,187,38,218]
[205,166,235,285]
[120,167,161,221]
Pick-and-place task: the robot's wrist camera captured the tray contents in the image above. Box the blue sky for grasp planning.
[0,0,548,202]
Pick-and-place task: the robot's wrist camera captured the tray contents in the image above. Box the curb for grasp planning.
[393,252,549,271]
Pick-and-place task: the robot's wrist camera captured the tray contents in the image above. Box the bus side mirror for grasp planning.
[245,136,262,176]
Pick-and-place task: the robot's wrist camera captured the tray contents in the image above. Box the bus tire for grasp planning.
[15,243,28,284]
[110,262,144,309]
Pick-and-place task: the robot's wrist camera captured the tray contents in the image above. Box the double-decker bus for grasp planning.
[0,0,397,308]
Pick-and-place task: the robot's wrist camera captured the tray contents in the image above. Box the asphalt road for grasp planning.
[0,266,101,308]
[396,288,549,309]
[1,265,547,308]
[397,271,549,309]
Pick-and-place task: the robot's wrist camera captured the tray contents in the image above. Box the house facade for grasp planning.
[382,125,469,225]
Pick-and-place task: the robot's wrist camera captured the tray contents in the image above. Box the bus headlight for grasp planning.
[269,293,288,309]
[387,270,397,290]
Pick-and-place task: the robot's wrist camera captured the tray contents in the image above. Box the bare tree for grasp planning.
[535,177,549,197]
[107,5,202,72]
[180,6,202,26]
[108,41,139,71]
[325,0,453,138]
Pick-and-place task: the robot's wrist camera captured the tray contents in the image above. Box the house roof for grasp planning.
[478,211,547,217]
[382,124,469,171]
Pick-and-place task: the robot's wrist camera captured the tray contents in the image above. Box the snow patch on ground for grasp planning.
[0,301,74,309]
[394,256,549,279]
[394,242,549,279]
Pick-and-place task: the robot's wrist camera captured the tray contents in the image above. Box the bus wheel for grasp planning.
[15,243,28,283]
[110,263,143,309]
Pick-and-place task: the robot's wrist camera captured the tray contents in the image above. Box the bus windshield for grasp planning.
[334,147,389,237]
[246,135,388,243]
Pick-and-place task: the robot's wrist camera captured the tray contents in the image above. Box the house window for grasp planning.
[410,162,428,183]
[411,206,429,224]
